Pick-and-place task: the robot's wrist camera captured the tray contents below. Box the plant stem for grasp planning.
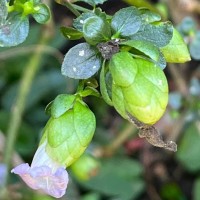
[73,4,91,13]
[55,0,81,16]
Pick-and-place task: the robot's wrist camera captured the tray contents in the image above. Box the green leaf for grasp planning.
[61,43,102,79]
[130,21,173,47]
[83,16,111,45]
[111,6,141,38]
[60,26,83,40]
[80,157,145,200]
[176,123,200,172]
[100,61,113,106]
[50,94,76,118]
[0,0,8,24]
[76,0,108,6]
[110,52,168,125]
[0,14,29,47]
[189,31,200,60]
[79,86,100,97]
[73,12,95,32]
[120,40,166,69]
[161,28,191,62]
[194,177,200,200]
[32,3,51,24]
[45,100,96,166]
[109,52,137,87]
[139,8,161,23]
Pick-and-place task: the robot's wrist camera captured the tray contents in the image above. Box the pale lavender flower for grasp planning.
[11,141,69,198]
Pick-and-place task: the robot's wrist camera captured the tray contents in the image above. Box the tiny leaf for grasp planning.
[60,26,83,40]
[32,3,51,24]
[130,21,173,47]
[73,12,95,32]
[111,6,141,38]
[161,28,191,62]
[83,16,111,45]
[61,43,102,79]
[0,14,29,47]
[51,94,76,118]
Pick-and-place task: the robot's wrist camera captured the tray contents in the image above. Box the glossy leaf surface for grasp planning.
[0,14,29,47]
[130,21,173,47]
[111,6,141,38]
[61,43,102,79]
[32,3,51,24]
[83,16,111,45]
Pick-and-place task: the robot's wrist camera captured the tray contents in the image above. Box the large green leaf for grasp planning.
[83,16,111,45]
[176,123,200,172]
[110,52,168,125]
[45,100,96,166]
[120,40,166,69]
[80,157,145,200]
[161,28,191,62]
[111,6,141,38]
[61,43,102,79]
[0,14,29,47]
[130,21,173,47]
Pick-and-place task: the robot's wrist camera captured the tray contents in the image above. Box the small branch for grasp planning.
[55,0,81,17]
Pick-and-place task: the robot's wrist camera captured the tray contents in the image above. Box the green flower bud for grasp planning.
[41,98,96,167]
[110,52,168,125]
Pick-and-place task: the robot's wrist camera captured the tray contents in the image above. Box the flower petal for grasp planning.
[11,163,69,198]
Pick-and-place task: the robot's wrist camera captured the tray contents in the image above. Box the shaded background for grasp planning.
[1,0,200,199]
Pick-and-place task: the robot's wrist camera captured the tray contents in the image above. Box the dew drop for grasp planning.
[79,50,85,56]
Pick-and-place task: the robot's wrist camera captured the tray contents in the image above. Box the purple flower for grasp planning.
[11,141,69,198]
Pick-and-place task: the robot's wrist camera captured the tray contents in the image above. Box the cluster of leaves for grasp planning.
[60,3,190,128]
[0,0,50,47]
